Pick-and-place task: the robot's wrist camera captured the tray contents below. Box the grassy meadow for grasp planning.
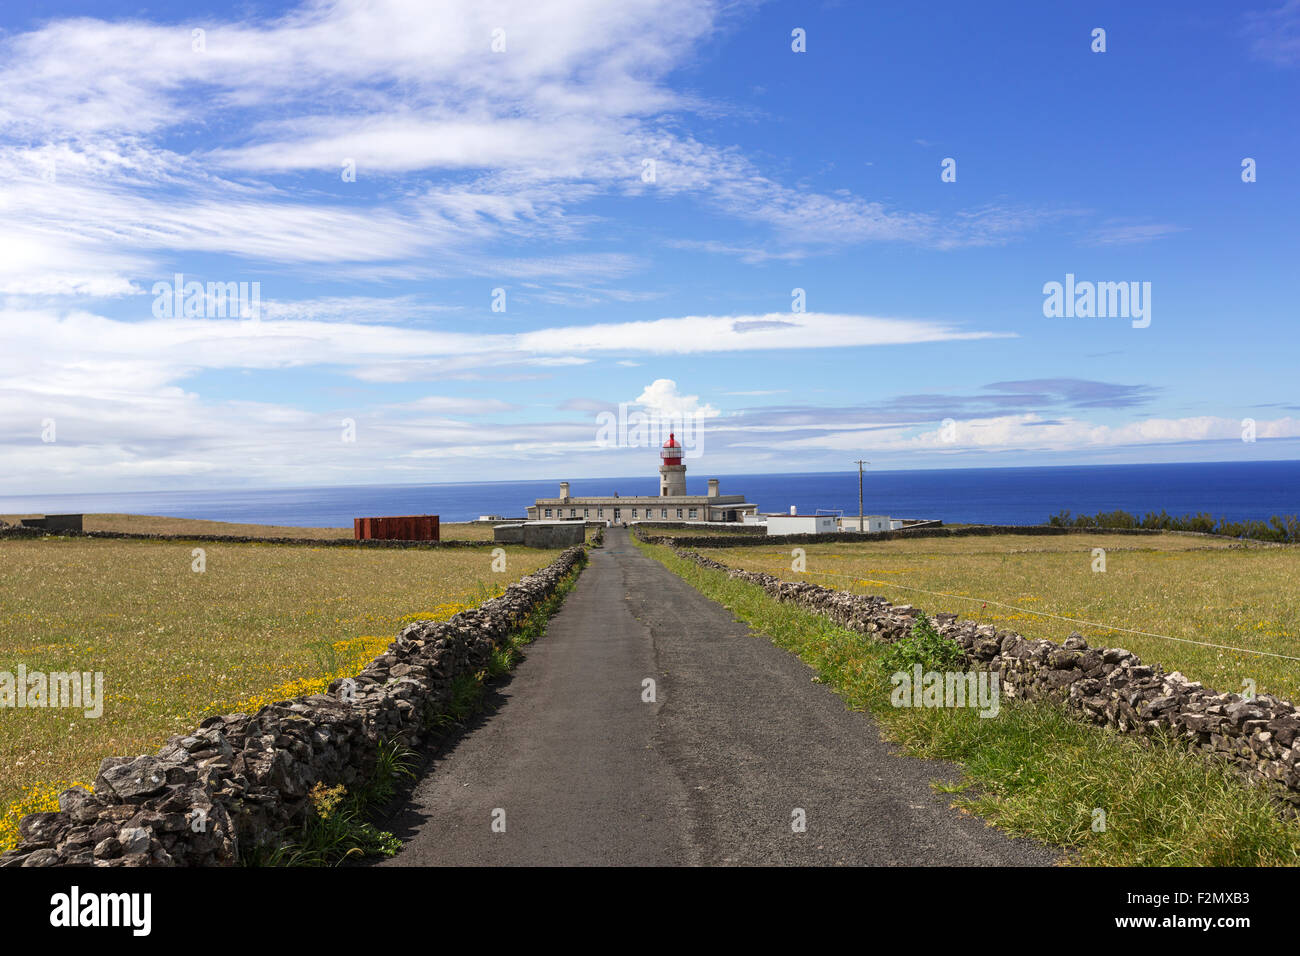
[0,513,499,541]
[639,539,1300,865]
[0,534,560,852]
[695,532,1300,703]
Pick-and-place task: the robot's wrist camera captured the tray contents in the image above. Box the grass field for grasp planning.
[695,532,1300,703]
[0,513,499,541]
[0,534,561,851]
[641,540,1300,865]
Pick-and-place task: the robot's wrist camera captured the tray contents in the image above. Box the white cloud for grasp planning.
[384,395,519,416]
[0,300,1013,489]
[0,307,1004,391]
[0,1,710,136]
[762,413,1300,455]
[1085,221,1186,246]
[0,0,1068,304]
[260,295,461,323]
[514,312,1011,355]
[634,379,720,419]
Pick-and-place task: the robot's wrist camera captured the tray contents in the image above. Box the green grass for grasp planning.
[246,739,416,867]
[249,553,586,866]
[638,539,1300,866]
[695,532,1300,703]
[0,535,561,851]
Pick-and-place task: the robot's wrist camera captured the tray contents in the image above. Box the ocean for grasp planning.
[1,460,1296,528]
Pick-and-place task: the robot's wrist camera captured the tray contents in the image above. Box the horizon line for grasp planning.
[1,457,1296,502]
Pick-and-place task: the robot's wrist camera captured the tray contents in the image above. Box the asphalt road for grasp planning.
[378,526,1057,866]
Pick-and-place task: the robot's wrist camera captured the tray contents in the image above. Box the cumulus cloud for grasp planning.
[634,379,720,419]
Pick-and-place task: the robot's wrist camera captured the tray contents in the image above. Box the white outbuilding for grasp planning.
[764,514,838,536]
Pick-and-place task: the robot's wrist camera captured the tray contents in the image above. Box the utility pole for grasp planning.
[853,460,870,532]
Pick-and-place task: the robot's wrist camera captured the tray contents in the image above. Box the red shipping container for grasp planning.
[353,514,440,541]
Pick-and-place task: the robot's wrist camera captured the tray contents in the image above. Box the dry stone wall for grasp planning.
[677,548,1300,811]
[0,545,586,867]
[0,526,486,548]
[633,523,1198,549]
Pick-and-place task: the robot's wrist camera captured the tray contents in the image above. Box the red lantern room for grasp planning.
[661,432,682,465]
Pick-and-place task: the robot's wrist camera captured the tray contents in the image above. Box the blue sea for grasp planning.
[1,460,1296,528]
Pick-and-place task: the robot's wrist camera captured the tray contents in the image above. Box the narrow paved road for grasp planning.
[379,526,1056,866]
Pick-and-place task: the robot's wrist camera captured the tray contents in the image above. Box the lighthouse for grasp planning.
[659,432,687,497]
[525,429,758,522]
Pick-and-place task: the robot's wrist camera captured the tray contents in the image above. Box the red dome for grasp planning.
[663,432,681,448]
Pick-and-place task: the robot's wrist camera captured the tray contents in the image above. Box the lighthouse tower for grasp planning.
[659,432,687,497]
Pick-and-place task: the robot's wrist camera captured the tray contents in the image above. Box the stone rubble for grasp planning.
[0,546,586,867]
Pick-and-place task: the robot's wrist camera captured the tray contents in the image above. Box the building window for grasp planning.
[598,508,604,517]
[569,508,576,517]
[584,509,589,518]
[661,508,667,518]
[544,508,552,517]
[631,508,638,518]
[676,508,683,519]
[688,508,698,519]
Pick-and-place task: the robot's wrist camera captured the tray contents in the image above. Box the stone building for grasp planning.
[526,433,758,523]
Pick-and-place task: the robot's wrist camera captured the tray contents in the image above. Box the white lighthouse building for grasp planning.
[526,434,757,524]
[659,432,687,496]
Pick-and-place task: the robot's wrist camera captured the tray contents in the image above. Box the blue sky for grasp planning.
[1,0,1297,493]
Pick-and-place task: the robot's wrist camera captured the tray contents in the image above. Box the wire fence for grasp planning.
[731,560,1300,665]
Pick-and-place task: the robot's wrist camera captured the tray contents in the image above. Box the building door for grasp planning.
[613,508,621,522]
